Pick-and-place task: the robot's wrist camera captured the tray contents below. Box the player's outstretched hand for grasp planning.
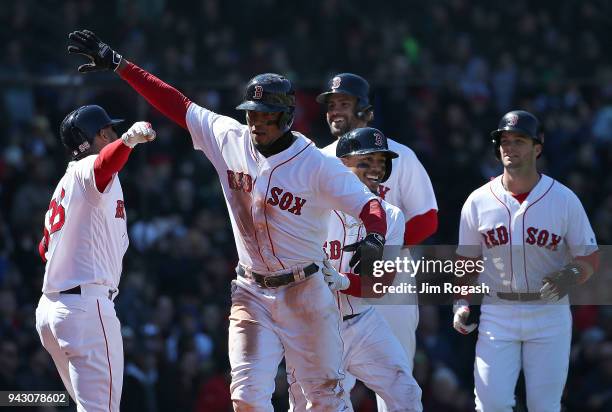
[68,30,122,73]
[121,122,156,148]
[343,233,385,277]
[322,260,350,291]
[539,264,581,302]
[452,299,478,335]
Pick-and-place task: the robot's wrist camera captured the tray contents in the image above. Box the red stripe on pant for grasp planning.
[96,300,113,411]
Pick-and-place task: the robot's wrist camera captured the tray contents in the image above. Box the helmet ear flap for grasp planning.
[356,105,373,121]
[382,156,393,182]
[278,108,295,133]
[61,110,93,158]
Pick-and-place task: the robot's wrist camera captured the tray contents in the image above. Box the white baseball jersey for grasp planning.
[186,103,377,274]
[322,138,437,222]
[324,136,434,412]
[457,174,598,293]
[41,155,128,293]
[324,199,405,317]
[288,201,422,412]
[457,173,597,412]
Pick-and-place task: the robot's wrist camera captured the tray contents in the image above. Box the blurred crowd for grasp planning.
[1,0,612,411]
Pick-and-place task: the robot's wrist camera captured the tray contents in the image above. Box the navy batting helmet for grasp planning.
[60,105,123,158]
[336,127,398,182]
[236,73,295,133]
[490,110,543,159]
[317,73,372,119]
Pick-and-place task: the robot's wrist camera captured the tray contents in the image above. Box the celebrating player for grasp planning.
[35,105,156,411]
[67,30,388,411]
[288,127,422,411]
[454,110,600,411]
[318,73,437,410]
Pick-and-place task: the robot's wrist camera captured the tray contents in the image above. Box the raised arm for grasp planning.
[68,30,192,129]
[94,122,157,192]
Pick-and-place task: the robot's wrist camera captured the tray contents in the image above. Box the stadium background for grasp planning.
[1,1,612,411]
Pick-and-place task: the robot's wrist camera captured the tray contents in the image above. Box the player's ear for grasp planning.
[98,130,109,142]
[365,110,374,123]
[534,142,543,158]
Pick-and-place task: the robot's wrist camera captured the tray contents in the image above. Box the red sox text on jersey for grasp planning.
[482,225,562,250]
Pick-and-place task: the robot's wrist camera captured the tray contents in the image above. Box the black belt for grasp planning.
[60,285,115,300]
[237,263,319,288]
[343,313,360,322]
[496,292,541,302]
[60,286,82,295]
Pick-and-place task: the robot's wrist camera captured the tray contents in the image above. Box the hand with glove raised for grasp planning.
[452,299,478,335]
[342,233,385,277]
[68,30,123,72]
[121,122,156,148]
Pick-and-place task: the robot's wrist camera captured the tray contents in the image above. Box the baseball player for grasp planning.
[35,105,156,411]
[288,127,423,411]
[318,73,437,410]
[454,110,600,411]
[68,30,389,411]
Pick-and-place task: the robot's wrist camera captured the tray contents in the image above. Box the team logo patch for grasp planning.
[505,113,519,127]
[331,76,341,90]
[374,132,384,146]
[253,85,263,100]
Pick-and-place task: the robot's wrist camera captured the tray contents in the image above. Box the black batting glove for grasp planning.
[539,263,581,301]
[68,30,122,72]
[342,233,385,277]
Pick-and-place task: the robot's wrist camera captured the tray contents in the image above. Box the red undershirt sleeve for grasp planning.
[117,61,192,129]
[404,209,438,246]
[342,273,362,297]
[93,139,132,192]
[341,270,396,298]
[359,199,387,237]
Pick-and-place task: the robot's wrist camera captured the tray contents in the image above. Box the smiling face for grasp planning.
[325,94,368,137]
[499,131,541,171]
[341,152,387,193]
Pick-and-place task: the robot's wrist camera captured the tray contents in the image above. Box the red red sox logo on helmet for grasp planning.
[374,132,383,146]
[331,76,341,90]
[253,85,263,100]
[506,113,519,127]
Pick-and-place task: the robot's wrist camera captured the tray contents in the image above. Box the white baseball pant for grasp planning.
[35,286,123,412]
[474,301,571,412]
[374,284,419,412]
[289,307,422,412]
[229,273,349,411]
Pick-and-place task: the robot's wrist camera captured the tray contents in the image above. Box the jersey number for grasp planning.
[40,188,66,260]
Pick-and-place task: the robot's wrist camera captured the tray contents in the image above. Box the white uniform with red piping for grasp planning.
[457,174,598,412]
[323,138,436,411]
[187,103,377,411]
[36,156,126,412]
[288,199,422,411]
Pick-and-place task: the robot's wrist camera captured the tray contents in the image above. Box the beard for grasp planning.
[328,117,354,137]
